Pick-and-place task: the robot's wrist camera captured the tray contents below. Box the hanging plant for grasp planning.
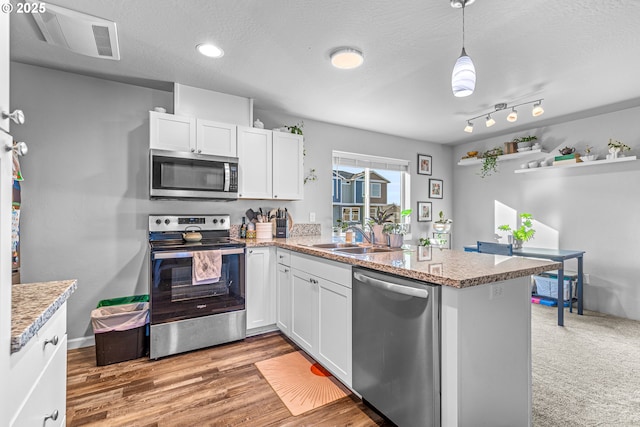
[304,168,317,184]
[479,147,503,178]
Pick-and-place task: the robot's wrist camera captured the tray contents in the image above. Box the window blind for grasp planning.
[332,151,409,172]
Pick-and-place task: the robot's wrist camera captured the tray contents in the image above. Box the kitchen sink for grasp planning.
[309,243,362,249]
[333,246,397,255]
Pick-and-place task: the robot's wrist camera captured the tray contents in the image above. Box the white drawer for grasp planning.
[291,251,351,287]
[11,334,67,427]
[276,248,291,266]
[9,303,67,415]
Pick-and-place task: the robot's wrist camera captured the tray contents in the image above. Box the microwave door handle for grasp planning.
[153,247,245,260]
[224,163,230,192]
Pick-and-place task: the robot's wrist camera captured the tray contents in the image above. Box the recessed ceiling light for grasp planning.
[330,48,364,70]
[196,43,224,58]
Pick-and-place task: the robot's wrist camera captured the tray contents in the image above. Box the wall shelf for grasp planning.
[457,149,547,166]
[514,156,637,174]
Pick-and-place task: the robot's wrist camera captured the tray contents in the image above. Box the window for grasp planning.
[332,151,410,230]
[341,207,360,222]
[370,182,382,198]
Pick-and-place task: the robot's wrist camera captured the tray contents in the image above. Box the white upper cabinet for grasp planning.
[238,127,303,200]
[0,12,10,133]
[237,126,273,199]
[273,131,304,200]
[150,112,237,157]
[196,119,237,157]
[149,111,195,152]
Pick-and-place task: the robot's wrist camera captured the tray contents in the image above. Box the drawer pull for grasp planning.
[44,409,59,422]
[43,335,59,348]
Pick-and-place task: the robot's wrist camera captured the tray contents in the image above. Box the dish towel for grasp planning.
[192,250,222,285]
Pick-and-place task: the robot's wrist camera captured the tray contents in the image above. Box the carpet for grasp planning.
[531,304,640,426]
[255,351,350,416]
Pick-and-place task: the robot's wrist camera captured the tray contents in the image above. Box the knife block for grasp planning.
[275,218,288,238]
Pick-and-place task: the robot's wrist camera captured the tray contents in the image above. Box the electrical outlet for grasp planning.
[490,283,504,300]
[584,273,590,284]
[309,212,316,222]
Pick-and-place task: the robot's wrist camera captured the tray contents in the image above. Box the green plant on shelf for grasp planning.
[479,147,503,178]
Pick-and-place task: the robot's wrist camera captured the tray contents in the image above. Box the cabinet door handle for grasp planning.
[198,149,202,153]
[249,250,253,254]
[274,195,278,198]
[43,335,59,348]
[2,109,25,125]
[279,255,284,259]
[190,148,196,152]
[44,409,59,423]
[284,268,289,273]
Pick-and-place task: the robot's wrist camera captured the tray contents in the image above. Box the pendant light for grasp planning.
[451,0,475,97]
[532,100,545,117]
[507,107,518,122]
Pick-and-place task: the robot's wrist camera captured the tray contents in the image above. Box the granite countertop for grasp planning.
[240,236,562,288]
[11,280,77,354]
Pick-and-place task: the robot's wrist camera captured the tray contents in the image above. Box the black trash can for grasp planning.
[91,301,149,366]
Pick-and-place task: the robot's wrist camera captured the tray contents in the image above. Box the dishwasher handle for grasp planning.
[354,272,429,299]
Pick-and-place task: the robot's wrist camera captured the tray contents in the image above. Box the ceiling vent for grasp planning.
[32,4,120,60]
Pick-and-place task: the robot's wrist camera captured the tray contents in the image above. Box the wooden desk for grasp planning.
[464,245,585,326]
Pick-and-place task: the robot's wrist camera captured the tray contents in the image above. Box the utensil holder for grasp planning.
[256,223,272,239]
[275,218,289,238]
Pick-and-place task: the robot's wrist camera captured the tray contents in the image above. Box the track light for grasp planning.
[464,121,474,133]
[461,99,545,133]
[532,101,544,117]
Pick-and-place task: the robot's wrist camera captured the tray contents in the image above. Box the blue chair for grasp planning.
[477,241,513,256]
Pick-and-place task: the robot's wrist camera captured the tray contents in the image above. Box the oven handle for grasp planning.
[153,247,245,259]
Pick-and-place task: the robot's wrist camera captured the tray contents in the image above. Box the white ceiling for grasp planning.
[9,0,640,145]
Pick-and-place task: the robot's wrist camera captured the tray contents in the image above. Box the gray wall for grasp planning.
[452,105,640,321]
[11,62,452,344]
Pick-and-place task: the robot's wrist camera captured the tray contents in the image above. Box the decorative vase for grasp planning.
[609,147,620,159]
[388,233,403,248]
[371,224,386,245]
[433,223,452,233]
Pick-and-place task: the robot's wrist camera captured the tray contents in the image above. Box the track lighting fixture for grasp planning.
[485,115,496,127]
[462,99,545,133]
[464,121,474,133]
[532,101,544,117]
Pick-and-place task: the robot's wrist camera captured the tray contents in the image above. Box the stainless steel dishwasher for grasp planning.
[353,267,440,427]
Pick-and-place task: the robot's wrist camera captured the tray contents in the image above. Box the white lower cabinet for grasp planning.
[291,269,318,355]
[289,252,352,387]
[318,278,352,386]
[246,247,276,332]
[10,303,68,427]
[276,249,292,336]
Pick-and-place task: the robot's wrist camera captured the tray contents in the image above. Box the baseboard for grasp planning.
[68,335,95,349]
[246,324,279,337]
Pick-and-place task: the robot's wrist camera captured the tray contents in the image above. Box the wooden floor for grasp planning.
[67,332,392,426]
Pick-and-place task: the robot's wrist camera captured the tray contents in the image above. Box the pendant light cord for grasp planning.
[462,2,466,49]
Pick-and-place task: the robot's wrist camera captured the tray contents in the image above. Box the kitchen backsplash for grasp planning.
[230,223,321,238]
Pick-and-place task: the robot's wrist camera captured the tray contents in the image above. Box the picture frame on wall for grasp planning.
[417,201,432,222]
[417,154,432,176]
[429,179,443,199]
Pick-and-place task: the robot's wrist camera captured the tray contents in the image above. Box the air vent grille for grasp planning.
[92,25,113,57]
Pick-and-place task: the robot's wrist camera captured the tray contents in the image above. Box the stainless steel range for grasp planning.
[148,214,246,359]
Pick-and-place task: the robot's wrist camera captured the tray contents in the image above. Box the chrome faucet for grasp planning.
[346,225,374,244]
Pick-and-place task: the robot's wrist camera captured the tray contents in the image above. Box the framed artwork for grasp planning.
[429,179,443,199]
[417,245,432,261]
[417,154,432,176]
[429,263,443,275]
[417,201,432,222]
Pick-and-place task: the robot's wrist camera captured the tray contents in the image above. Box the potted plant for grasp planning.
[433,210,452,233]
[334,219,350,236]
[367,206,395,244]
[514,135,538,150]
[479,147,503,178]
[607,138,630,159]
[497,212,536,249]
[283,121,304,135]
[382,209,412,248]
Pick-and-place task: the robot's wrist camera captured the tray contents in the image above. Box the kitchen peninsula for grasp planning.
[243,235,560,427]
[9,280,77,426]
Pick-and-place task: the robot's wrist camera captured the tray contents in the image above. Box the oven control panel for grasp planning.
[149,215,230,232]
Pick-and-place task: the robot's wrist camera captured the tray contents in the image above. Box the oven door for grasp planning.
[150,246,245,324]
[150,149,238,200]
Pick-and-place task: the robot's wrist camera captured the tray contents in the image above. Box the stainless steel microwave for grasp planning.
[150,149,239,200]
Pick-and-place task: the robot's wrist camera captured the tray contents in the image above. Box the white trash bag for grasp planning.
[91,302,149,334]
